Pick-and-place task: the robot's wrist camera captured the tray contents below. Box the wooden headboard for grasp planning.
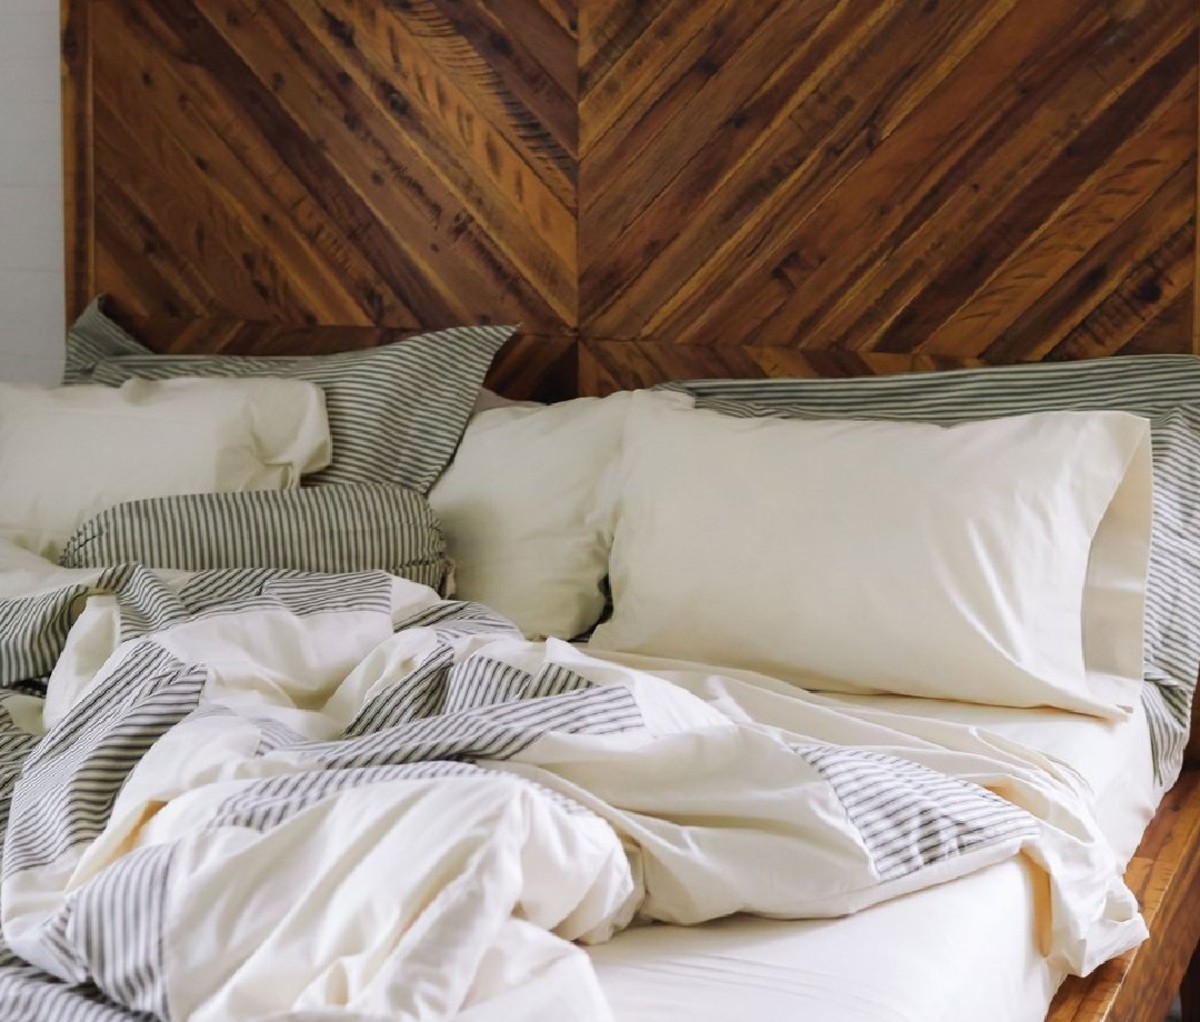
[61,0,1199,398]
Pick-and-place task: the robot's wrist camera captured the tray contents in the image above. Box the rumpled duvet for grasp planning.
[0,559,1149,1021]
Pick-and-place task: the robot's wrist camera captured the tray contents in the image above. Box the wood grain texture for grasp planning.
[579,337,987,395]
[95,299,575,403]
[64,0,1197,395]
[1047,770,1200,1022]
[65,0,578,387]
[578,0,1199,389]
[61,0,93,322]
[1190,670,1200,766]
[1184,940,1200,1022]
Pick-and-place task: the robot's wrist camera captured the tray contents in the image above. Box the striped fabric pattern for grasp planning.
[207,762,493,833]
[391,600,524,641]
[58,485,451,594]
[0,698,44,866]
[4,643,205,880]
[0,590,87,690]
[0,574,629,1016]
[0,565,397,695]
[66,845,175,1018]
[168,567,392,624]
[344,646,627,743]
[309,669,642,771]
[0,948,139,1022]
[1,566,393,887]
[443,656,535,713]
[201,571,394,620]
[0,564,1059,1018]
[0,564,176,689]
[801,744,1039,882]
[346,643,456,736]
[65,297,513,493]
[208,760,597,835]
[673,355,1200,782]
[0,689,142,1022]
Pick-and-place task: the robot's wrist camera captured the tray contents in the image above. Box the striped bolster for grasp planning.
[58,485,451,594]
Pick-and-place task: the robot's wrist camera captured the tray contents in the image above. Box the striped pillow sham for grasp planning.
[58,485,451,594]
[65,297,514,494]
[671,355,1200,782]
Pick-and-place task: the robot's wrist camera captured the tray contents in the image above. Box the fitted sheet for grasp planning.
[588,692,1163,1022]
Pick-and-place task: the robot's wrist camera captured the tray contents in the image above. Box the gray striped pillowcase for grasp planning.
[65,297,514,494]
[670,355,1200,782]
[57,486,451,594]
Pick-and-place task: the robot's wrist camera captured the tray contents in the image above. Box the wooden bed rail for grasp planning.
[1047,769,1200,1022]
[1187,673,1200,765]
[1052,678,1200,1021]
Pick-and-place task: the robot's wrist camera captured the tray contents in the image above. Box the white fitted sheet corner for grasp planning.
[589,693,1162,1022]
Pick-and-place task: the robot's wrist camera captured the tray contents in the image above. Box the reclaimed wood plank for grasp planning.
[68,0,577,337]
[1047,771,1200,1022]
[95,299,577,403]
[578,0,1196,365]
[61,0,93,320]
[65,0,1195,369]
[577,337,972,395]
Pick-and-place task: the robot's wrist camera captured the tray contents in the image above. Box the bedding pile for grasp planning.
[0,303,1190,1019]
[0,554,1149,1021]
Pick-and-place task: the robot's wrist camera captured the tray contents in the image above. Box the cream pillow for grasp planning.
[588,392,1153,716]
[430,391,649,638]
[0,377,330,559]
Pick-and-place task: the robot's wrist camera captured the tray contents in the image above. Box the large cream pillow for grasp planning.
[430,392,646,639]
[588,392,1153,717]
[0,377,330,559]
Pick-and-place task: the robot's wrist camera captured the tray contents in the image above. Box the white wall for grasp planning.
[0,1,64,385]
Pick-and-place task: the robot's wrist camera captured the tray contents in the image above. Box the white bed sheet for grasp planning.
[588,691,1164,1022]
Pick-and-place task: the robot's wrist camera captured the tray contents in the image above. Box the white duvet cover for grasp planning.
[0,558,1150,1021]
[589,693,1163,1022]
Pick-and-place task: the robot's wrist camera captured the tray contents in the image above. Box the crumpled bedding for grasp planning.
[0,555,1148,1021]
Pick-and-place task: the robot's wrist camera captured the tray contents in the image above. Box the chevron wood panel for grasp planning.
[64,0,577,381]
[65,0,1199,397]
[100,307,575,402]
[578,338,987,396]
[578,0,1199,386]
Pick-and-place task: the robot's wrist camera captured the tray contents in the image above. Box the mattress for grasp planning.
[588,692,1164,1022]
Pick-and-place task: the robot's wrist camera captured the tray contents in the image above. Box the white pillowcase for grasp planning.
[430,392,647,639]
[589,392,1153,717]
[0,377,330,559]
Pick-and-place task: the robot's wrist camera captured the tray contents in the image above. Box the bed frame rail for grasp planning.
[1048,768,1200,1022]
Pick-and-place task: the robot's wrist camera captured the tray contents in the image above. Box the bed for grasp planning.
[29,0,1200,1019]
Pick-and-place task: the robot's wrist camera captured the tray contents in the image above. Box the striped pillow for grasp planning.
[58,486,451,594]
[65,298,514,494]
[672,355,1200,782]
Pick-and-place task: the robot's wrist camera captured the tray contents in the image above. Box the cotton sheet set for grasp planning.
[0,559,1149,1021]
[0,306,1191,1020]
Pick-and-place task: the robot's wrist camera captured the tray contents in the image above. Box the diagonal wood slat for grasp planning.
[578,0,1198,382]
[64,0,1197,394]
[65,0,577,378]
[93,308,575,403]
[1047,770,1200,1022]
